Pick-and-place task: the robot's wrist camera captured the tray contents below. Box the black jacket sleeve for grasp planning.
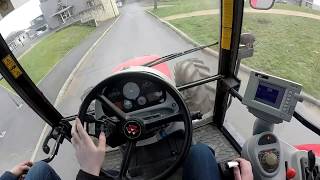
[76,170,114,180]
[76,170,101,180]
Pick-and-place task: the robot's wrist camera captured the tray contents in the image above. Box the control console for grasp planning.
[242,132,320,180]
[241,71,320,179]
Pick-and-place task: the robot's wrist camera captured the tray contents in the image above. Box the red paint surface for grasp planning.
[112,55,172,79]
[295,144,320,157]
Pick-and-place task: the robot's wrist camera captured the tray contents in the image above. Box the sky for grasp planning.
[0,0,42,38]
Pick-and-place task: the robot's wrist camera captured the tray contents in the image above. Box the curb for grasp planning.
[30,15,121,161]
[146,10,219,58]
[146,10,320,108]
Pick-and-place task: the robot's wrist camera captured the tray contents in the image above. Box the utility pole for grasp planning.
[153,0,157,9]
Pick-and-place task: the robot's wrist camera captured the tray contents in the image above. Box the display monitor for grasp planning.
[242,71,302,122]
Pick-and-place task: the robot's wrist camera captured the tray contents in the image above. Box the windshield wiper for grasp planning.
[143,42,219,67]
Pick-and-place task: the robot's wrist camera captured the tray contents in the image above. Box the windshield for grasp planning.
[0,0,220,176]
[1,0,320,178]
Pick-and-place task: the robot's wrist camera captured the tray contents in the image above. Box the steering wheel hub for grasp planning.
[123,118,144,140]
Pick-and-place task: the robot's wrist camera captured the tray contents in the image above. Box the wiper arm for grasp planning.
[143,42,219,67]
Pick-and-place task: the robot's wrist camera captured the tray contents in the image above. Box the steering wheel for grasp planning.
[78,70,192,180]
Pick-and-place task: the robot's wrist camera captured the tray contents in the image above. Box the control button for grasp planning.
[123,100,133,110]
[258,149,280,173]
[286,168,296,179]
[288,94,292,98]
[264,153,278,167]
[258,134,277,145]
[137,96,147,106]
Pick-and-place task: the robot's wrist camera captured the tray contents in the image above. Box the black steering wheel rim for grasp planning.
[78,70,192,180]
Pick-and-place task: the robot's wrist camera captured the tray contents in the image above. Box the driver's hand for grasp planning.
[71,118,106,176]
[233,158,253,180]
[10,161,33,177]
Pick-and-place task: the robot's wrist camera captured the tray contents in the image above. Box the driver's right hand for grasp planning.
[71,118,106,176]
[233,158,253,180]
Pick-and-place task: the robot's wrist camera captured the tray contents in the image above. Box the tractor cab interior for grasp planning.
[0,0,320,179]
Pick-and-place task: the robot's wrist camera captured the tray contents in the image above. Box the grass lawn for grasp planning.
[169,14,320,99]
[0,25,95,89]
[152,0,320,18]
[151,0,219,17]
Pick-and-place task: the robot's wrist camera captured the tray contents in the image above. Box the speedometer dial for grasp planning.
[123,82,140,100]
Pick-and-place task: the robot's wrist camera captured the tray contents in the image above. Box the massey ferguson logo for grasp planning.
[126,124,139,135]
[123,121,142,139]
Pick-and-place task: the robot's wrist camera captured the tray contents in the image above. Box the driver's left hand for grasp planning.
[71,118,106,176]
[10,161,33,177]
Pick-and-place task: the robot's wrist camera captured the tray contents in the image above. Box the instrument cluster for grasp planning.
[103,79,166,113]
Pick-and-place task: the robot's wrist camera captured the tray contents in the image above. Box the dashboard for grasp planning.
[102,78,166,113]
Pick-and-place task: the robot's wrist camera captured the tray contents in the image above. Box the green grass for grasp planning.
[169,16,220,50]
[152,0,320,18]
[151,0,219,17]
[274,4,320,15]
[0,25,95,89]
[169,14,320,99]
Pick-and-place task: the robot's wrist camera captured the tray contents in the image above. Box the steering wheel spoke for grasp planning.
[119,141,136,179]
[144,112,184,131]
[96,94,128,121]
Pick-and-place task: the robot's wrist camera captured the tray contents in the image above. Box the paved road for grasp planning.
[33,1,219,179]
[0,19,115,173]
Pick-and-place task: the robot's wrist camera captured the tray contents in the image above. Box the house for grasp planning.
[5,30,29,51]
[40,0,119,29]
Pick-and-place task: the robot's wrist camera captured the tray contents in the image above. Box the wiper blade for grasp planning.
[144,42,218,67]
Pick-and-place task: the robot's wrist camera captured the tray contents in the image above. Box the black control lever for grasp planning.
[41,127,65,163]
[190,111,203,120]
[42,128,60,154]
[309,151,316,172]
[305,150,318,180]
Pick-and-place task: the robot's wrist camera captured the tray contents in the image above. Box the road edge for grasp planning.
[30,15,121,161]
[146,10,320,108]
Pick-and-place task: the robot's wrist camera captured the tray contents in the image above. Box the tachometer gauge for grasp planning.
[137,96,147,105]
[123,82,140,100]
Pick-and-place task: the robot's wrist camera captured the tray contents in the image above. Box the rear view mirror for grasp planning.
[250,0,275,10]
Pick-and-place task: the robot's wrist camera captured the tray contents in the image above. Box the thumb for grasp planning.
[233,166,241,180]
[98,132,106,150]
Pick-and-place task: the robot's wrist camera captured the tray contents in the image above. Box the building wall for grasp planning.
[40,0,62,29]
[40,0,119,29]
[11,0,28,9]
[101,0,119,18]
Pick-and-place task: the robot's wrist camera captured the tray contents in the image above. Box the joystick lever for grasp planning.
[308,150,316,172]
[304,150,320,180]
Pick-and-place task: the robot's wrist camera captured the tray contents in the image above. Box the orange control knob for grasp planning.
[286,168,296,179]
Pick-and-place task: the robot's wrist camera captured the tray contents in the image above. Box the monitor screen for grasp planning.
[254,81,285,109]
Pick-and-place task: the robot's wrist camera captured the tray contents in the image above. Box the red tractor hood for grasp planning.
[112,55,172,79]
